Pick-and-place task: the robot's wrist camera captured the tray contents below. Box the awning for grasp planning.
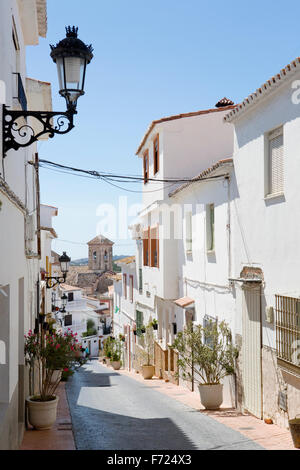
[174,296,195,308]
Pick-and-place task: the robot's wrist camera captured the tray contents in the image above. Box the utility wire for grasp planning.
[37,158,229,186]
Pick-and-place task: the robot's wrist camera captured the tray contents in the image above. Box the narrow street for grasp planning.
[65,359,263,451]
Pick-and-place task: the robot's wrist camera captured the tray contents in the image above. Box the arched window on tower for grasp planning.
[93,251,97,261]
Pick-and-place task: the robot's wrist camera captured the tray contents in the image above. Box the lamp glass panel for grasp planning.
[60,260,69,273]
[64,57,85,90]
[56,58,64,91]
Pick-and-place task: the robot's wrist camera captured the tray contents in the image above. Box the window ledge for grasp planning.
[264,192,284,201]
[277,358,300,378]
[186,250,192,255]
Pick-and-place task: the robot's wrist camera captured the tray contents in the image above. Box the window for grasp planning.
[275,295,300,367]
[143,228,149,266]
[64,314,72,327]
[150,226,159,268]
[93,251,97,260]
[143,226,159,268]
[143,150,149,184]
[136,310,144,336]
[153,134,159,174]
[139,268,143,294]
[129,275,134,302]
[267,127,284,196]
[185,211,192,253]
[123,274,127,299]
[206,204,215,252]
[203,314,217,348]
[68,292,74,302]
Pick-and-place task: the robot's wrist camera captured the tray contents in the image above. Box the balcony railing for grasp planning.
[13,72,27,111]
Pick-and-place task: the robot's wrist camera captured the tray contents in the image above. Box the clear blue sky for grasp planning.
[26,0,300,260]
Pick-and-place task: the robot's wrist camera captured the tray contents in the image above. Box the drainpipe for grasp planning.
[34,153,41,259]
[226,176,232,283]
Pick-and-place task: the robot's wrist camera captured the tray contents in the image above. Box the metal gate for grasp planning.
[242,283,262,418]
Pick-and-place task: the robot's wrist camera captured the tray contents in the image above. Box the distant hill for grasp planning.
[70,258,88,266]
[70,255,130,266]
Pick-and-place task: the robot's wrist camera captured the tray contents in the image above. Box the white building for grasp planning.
[0,0,48,450]
[132,100,236,381]
[56,284,112,357]
[224,58,300,427]
[112,257,136,370]
[168,158,237,403]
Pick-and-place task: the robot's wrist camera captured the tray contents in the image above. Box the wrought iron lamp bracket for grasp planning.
[45,275,67,289]
[2,105,76,157]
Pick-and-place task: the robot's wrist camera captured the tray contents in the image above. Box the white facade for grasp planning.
[0,0,48,449]
[113,258,137,370]
[168,160,236,405]
[132,104,235,383]
[225,61,300,427]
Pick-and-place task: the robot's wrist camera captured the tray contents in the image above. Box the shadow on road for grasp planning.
[66,361,198,450]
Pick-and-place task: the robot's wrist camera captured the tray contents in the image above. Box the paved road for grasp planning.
[66,359,264,450]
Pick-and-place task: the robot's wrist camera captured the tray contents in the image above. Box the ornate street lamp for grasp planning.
[3,26,93,157]
[45,251,71,289]
[50,26,93,111]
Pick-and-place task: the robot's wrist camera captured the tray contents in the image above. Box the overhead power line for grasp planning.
[35,159,230,192]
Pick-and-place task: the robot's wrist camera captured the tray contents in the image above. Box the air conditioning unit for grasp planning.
[130,223,142,240]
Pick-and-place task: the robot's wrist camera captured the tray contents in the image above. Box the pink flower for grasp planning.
[64,368,69,372]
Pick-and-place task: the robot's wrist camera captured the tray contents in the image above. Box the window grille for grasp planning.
[275,295,300,367]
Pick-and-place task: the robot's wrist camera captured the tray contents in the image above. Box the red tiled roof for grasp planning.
[174,297,195,308]
[224,57,300,122]
[136,105,236,155]
[87,235,114,245]
[60,283,82,292]
[169,158,233,197]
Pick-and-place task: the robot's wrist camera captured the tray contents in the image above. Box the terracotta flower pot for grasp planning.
[198,383,223,410]
[26,395,59,430]
[142,365,155,380]
[111,361,121,370]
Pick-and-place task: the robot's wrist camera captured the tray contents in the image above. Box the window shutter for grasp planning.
[185,212,192,252]
[123,274,127,299]
[143,228,149,266]
[153,134,159,174]
[150,226,159,267]
[143,150,149,184]
[269,131,283,194]
[136,310,143,336]
[129,275,133,302]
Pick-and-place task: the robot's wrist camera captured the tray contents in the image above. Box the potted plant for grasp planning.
[172,320,239,410]
[150,319,158,330]
[141,325,155,379]
[24,328,82,430]
[103,336,114,365]
[289,415,300,448]
[119,334,125,342]
[110,338,123,370]
[140,325,146,334]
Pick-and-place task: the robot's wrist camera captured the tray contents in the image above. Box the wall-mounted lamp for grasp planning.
[45,251,71,289]
[3,26,93,157]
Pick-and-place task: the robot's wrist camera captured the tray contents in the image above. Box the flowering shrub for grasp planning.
[24,328,85,401]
